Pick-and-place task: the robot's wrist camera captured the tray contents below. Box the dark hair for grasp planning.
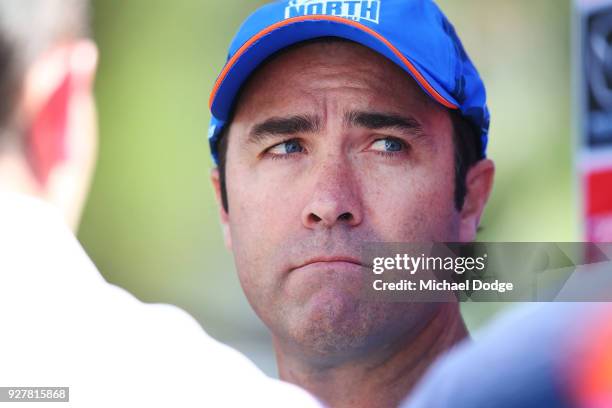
[0,0,89,150]
[214,38,482,212]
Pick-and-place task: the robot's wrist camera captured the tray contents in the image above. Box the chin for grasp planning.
[283,289,386,360]
[278,292,439,363]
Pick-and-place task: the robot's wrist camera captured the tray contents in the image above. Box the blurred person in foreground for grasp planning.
[402,301,612,408]
[0,1,321,406]
[208,1,493,406]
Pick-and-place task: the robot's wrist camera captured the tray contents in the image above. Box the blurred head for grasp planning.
[211,39,494,362]
[0,0,97,230]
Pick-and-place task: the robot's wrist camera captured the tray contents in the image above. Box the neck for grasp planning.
[274,303,468,408]
[0,152,85,231]
[0,153,41,197]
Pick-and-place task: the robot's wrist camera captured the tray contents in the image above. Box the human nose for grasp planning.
[301,156,363,230]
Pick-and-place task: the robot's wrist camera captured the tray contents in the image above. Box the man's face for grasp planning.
[218,41,464,361]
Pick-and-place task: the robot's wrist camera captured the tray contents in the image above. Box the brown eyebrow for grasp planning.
[248,114,320,143]
[344,111,425,135]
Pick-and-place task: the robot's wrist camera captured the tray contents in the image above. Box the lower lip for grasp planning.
[292,261,364,274]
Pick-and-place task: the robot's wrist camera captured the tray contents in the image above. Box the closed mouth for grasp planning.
[292,256,364,272]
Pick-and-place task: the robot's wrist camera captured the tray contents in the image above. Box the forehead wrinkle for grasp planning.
[233,40,445,144]
[243,45,402,104]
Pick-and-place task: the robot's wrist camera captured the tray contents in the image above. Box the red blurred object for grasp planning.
[27,73,71,186]
[569,307,612,408]
[585,169,612,242]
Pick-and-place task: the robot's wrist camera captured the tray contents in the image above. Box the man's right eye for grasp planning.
[265,139,305,157]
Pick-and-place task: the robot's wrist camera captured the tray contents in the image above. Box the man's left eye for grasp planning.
[369,137,406,152]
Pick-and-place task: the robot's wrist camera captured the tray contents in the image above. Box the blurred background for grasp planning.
[80,0,576,375]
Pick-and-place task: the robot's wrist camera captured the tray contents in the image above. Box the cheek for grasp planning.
[224,162,306,303]
[227,165,304,249]
[359,159,458,241]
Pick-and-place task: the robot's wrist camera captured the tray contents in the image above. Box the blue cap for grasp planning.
[208,0,489,165]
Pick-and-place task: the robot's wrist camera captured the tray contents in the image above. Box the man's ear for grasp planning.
[211,167,232,250]
[24,41,94,184]
[458,159,495,242]
[21,40,98,229]
[25,51,73,186]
